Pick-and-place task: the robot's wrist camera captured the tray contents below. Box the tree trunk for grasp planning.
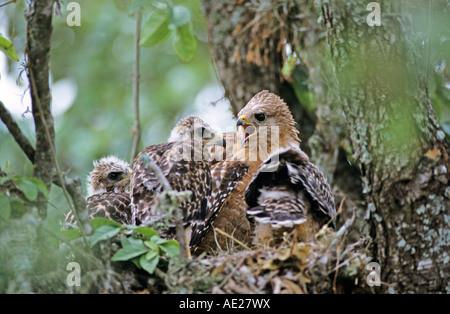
[26,0,56,217]
[322,0,450,293]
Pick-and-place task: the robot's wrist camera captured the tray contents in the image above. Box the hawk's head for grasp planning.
[87,156,132,196]
[168,115,225,147]
[236,90,300,151]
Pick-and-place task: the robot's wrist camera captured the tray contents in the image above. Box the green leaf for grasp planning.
[173,23,197,62]
[291,65,315,112]
[140,8,172,47]
[159,239,180,258]
[57,228,81,240]
[89,225,121,247]
[139,251,159,274]
[171,5,190,27]
[111,237,148,261]
[15,179,38,201]
[26,177,49,199]
[126,225,158,238]
[149,234,168,245]
[144,240,159,252]
[10,176,49,201]
[281,56,297,80]
[0,194,11,220]
[91,217,123,229]
[0,35,19,62]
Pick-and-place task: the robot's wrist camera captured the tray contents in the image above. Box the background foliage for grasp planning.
[0,0,231,226]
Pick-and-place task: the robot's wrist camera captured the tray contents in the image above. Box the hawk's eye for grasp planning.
[254,113,266,121]
[107,172,121,181]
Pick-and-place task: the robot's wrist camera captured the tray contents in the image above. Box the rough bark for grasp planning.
[322,0,450,293]
[26,0,56,217]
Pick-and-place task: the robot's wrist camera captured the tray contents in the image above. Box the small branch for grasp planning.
[0,101,35,163]
[130,9,142,163]
[0,0,16,8]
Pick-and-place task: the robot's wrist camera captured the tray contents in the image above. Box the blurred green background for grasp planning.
[0,0,235,225]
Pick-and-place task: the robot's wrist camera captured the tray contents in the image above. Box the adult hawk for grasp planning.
[194,90,302,252]
[131,115,237,251]
[65,155,132,225]
[245,147,336,246]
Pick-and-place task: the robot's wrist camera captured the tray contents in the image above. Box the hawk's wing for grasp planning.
[64,192,132,225]
[86,192,132,224]
[246,188,308,228]
[189,161,248,248]
[245,147,335,227]
[286,159,336,223]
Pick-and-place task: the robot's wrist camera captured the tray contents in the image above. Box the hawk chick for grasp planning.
[65,155,132,225]
[130,116,225,249]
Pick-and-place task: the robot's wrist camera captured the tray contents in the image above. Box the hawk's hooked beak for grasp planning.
[118,170,132,184]
[236,115,256,145]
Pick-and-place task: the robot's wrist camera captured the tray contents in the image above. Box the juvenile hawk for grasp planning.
[65,155,132,225]
[130,116,228,250]
[245,147,336,246]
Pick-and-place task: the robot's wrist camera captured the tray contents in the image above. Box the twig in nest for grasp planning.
[216,254,248,289]
[213,227,252,251]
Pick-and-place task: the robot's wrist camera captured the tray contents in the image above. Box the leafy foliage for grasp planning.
[135,1,199,62]
[86,217,180,275]
[0,171,49,220]
[0,34,19,62]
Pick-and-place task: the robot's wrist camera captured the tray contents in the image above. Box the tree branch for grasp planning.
[0,101,35,163]
[130,9,142,164]
[0,0,16,8]
[26,0,56,217]
[24,1,92,242]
